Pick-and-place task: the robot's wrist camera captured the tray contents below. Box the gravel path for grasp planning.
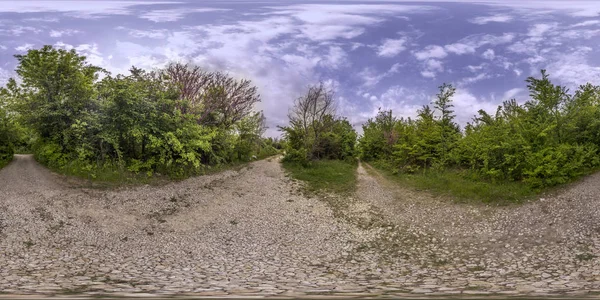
[0,155,599,297]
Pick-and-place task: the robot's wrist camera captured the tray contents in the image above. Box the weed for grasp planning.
[576,253,596,261]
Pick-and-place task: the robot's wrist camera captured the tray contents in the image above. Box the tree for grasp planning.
[12,46,102,146]
[235,111,267,161]
[358,109,398,161]
[164,63,261,129]
[1,46,269,178]
[0,90,17,164]
[286,82,336,159]
[281,82,356,162]
[433,83,460,166]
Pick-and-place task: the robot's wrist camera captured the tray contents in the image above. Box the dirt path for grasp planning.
[0,155,371,296]
[357,161,600,246]
[1,156,600,297]
[351,161,600,294]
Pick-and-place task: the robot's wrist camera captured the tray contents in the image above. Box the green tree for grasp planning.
[12,45,102,151]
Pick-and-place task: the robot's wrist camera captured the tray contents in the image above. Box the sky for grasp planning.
[1,0,600,137]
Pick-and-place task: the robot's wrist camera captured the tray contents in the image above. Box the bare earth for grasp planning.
[1,154,600,297]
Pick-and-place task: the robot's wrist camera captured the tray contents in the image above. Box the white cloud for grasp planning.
[377,38,407,57]
[559,29,600,40]
[53,41,74,50]
[299,25,365,41]
[437,33,514,58]
[425,59,443,71]
[15,44,34,52]
[546,47,600,89]
[571,20,600,28]
[23,17,60,22]
[398,0,600,17]
[49,29,80,37]
[0,26,42,36]
[421,70,436,78]
[514,69,523,76]
[351,43,364,51]
[139,8,230,22]
[502,88,524,100]
[319,46,349,69]
[352,85,427,125]
[458,73,492,86]
[117,27,169,39]
[413,45,448,78]
[467,64,486,72]
[265,4,434,42]
[414,45,447,60]
[456,32,515,49]
[527,23,558,37]
[418,58,445,79]
[53,42,107,67]
[358,63,402,87]
[469,14,513,25]
[0,1,172,18]
[451,89,498,125]
[482,49,496,60]
[444,43,476,55]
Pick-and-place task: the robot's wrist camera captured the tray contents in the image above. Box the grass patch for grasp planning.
[369,161,536,204]
[282,159,358,195]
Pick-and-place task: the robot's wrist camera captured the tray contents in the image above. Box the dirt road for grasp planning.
[1,155,599,297]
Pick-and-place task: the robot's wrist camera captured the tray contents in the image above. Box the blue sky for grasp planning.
[1,0,600,136]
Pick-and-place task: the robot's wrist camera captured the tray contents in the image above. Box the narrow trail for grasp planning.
[0,156,600,297]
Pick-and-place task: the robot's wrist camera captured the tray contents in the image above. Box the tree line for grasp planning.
[2,45,599,191]
[281,70,600,190]
[0,46,281,177]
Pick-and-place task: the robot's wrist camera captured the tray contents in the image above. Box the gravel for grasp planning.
[0,154,599,297]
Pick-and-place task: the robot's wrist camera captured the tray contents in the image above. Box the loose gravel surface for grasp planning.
[0,155,599,298]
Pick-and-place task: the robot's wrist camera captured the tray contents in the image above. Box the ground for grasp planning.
[0,154,600,297]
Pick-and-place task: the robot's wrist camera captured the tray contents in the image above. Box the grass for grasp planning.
[369,161,537,204]
[281,159,358,195]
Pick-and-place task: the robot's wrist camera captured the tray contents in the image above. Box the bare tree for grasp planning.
[163,63,261,128]
[203,72,261,128]
[163,62,213,114]
[288,82,337,158]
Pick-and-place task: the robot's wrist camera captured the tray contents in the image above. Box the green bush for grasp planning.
[282,147,309,166]
[2,46,272,180]
[359,71,600,194]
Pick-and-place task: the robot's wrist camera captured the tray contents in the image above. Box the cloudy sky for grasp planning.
[1,0,600,136]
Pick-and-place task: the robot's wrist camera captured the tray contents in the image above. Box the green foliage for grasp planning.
[280,83,357,163]
[359,84,461,173]
[360,71,600,199]
[3,46,271,180]
[282,160,358,195]
[0,90,19,167]
[281,116,357,163]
